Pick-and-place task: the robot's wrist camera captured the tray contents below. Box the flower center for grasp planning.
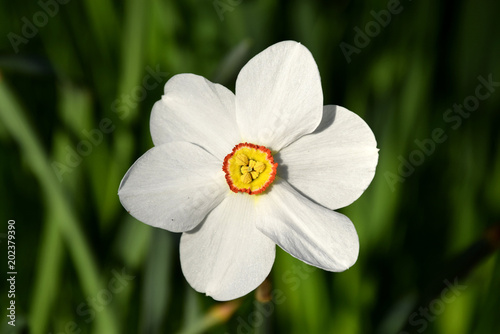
[222,143,278,195]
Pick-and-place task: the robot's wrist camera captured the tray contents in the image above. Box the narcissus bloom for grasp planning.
[118,41,378,301]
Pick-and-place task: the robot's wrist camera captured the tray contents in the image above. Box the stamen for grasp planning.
[241,166,252,174]
[235,154,249,166]
[254,162,265,173]
[240,173,252,184]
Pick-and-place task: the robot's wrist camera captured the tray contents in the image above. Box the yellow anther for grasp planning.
[251,171,260,180]
[248,160,256,169]
[241,166,252,174]
[235,154,249,166]
[240,172,252,184]
[254,162,266,173]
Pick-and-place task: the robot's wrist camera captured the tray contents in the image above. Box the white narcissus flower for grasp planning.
[118,41,379,301]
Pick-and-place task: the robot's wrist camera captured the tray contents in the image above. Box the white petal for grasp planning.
[180,193,275,301]
[278,105,378,210]
[150,74,241,160]
[235,41,323,151]
[118,142,227,232]
[256,180,359,271]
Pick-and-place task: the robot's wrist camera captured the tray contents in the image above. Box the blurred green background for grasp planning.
[1,0,499,333]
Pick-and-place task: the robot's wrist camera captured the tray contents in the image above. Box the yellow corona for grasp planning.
[222,143,278,195]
